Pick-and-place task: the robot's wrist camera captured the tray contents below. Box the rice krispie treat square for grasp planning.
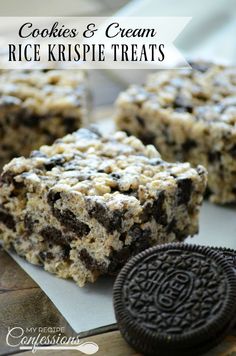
[0,69,89,168]
[116,61,236,203]
[0,127,207,286]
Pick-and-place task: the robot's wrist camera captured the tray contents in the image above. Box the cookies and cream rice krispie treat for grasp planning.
[116,61,236,204]
[0,69,89,168]
[0,127,207,286]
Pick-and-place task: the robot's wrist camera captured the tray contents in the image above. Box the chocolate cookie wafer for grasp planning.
[213,247,236,272]
[113,243,236,356]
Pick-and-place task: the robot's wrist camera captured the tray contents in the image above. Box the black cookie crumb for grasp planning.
[79,248,106,273]
[53,208,90,237]
[87,200,123,233]
[177,178,193,205]
[141,191,167,225]
[40,226,69,246]
[0,207,16,231]
[108,224,151,275]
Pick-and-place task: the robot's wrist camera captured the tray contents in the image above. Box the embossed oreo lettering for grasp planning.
[155,271,193,311]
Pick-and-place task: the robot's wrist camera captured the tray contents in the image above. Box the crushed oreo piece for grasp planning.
[182,139,197,152]
[47,190,61,207]
[53,208,90,237]
[87,200,123,233]
[177,178,192,205]
[173,95,193,113]
[138,131,156,146]
[24,214,36,234]
[208,151,221,163]
[40,226,69,245]
[0,208,16,231]
[141,191,167,225]
[108,225,151,275]
[79,248,106,273]
[43,156,65,171]
[63,117,79,133]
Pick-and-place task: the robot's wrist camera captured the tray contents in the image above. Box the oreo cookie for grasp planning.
[113,243,236,356]
[212,247,236,272]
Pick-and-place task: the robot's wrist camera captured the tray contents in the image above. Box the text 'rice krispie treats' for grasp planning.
[0,127,207,286]
[116,61,236,204]
[0,69,89,168]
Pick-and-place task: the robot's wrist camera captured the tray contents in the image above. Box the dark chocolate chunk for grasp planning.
[53,208,90,237]
[113,243,236,356]
[177,178,192,205]
[0,208,15,231]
